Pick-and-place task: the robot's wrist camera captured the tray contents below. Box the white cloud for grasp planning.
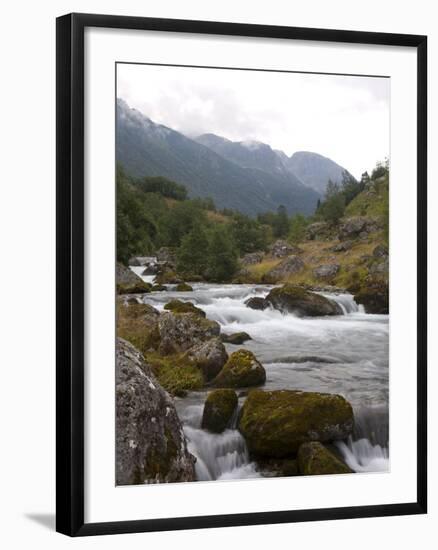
[117,63,389,179]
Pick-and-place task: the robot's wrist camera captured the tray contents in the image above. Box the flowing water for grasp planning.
[137,278,389,480]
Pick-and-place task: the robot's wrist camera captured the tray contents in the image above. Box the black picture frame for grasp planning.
[56,12,427,537]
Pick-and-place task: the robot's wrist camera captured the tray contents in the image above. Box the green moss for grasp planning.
[239,390,354,458]
[175,282,193,292]
[212,349,266,388]
[116,303,160,355]
[163,299,205,317]
[117,281,152,294]
[146,352,203,397]
[298,442,352,475]
[201,389,238,433]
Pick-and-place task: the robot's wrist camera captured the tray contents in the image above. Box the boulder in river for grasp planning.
[158,311,220,355]
[238,389,354,458]
[201,389,238,433]
[116,263,151,294]
[297,441,352,475]
[245,297,269,311]
[176,282,193,292]
[186,337,228,381]
[265,284,343,316]
[116,337,196,485]
[164,299,206,318]
[264,255,305,282]
[212,349,266,388]
[354,280,389,314]
[220,331,252,345]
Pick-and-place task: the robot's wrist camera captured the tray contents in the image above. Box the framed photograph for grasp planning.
[56,13,427,536]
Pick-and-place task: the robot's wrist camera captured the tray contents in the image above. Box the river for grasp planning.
[131,269,389,481]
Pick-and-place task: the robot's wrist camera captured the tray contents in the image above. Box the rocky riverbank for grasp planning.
[115,266,380,483]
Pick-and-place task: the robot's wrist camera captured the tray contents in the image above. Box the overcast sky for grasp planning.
[117,63,389,179]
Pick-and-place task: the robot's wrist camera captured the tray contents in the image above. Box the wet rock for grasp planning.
[212,349,266,388]
[256,458,299,477]
[297,441,352,475]
[158,312,220,355]
[116,338,196,485]
[201,389,238,433]
[313,264,340,281]
[265,284,342,316]
[264,255,305,282]
[186,337,228,381]
[164,299,206,318]
[116,263,151,294]
[176,282,193,292]
[151,284,167,292]
[239,389,354,458]
[245,297,269,310]
[220,332,252,345]
[354,280,389,314]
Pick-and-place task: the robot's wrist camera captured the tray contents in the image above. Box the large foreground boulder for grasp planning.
[116,263,151,294]
[186,337,228,381]
[238,390,354,458]
[297,442,352,475]
[265,284,342,316]
[158,312,220,355]
[201,389,238,433]
[212,349,266,388]
[264,255,305,282]
[116,338,196,485]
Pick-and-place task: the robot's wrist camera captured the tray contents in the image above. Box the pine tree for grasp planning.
[176,225,209,276]
[206,226,238,282]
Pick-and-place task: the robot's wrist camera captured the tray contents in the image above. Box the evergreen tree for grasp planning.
[273,205,289,238]
[176,225,209,276]
[206,226,238,281]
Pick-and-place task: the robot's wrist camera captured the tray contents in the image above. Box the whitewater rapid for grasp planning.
[139,281,390,479]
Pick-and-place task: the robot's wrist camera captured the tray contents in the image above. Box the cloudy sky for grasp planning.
[117,63,389,179]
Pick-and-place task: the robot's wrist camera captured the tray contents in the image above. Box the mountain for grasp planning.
[286,151,355,195]
[116,99,320,216]
[195,134,290,176]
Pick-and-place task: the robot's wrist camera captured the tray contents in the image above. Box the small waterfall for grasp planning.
[180,402,259,481]
[335,405,389,472]
[319,292,363,314]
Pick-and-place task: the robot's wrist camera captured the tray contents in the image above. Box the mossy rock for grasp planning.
[163,299,205,318]
[266,284,342,316]
[220,331,252,345]
[354,280,388,314]
[238,390,354,458]
[117,302,161,355]
[298,442,352,475]
[146,352,204,397]
[155,270,183,285]
[201,389,238,433]
[176,282,193,292]
[151,284,168,292]
[212,349,266,388]
[116,263,152,294]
